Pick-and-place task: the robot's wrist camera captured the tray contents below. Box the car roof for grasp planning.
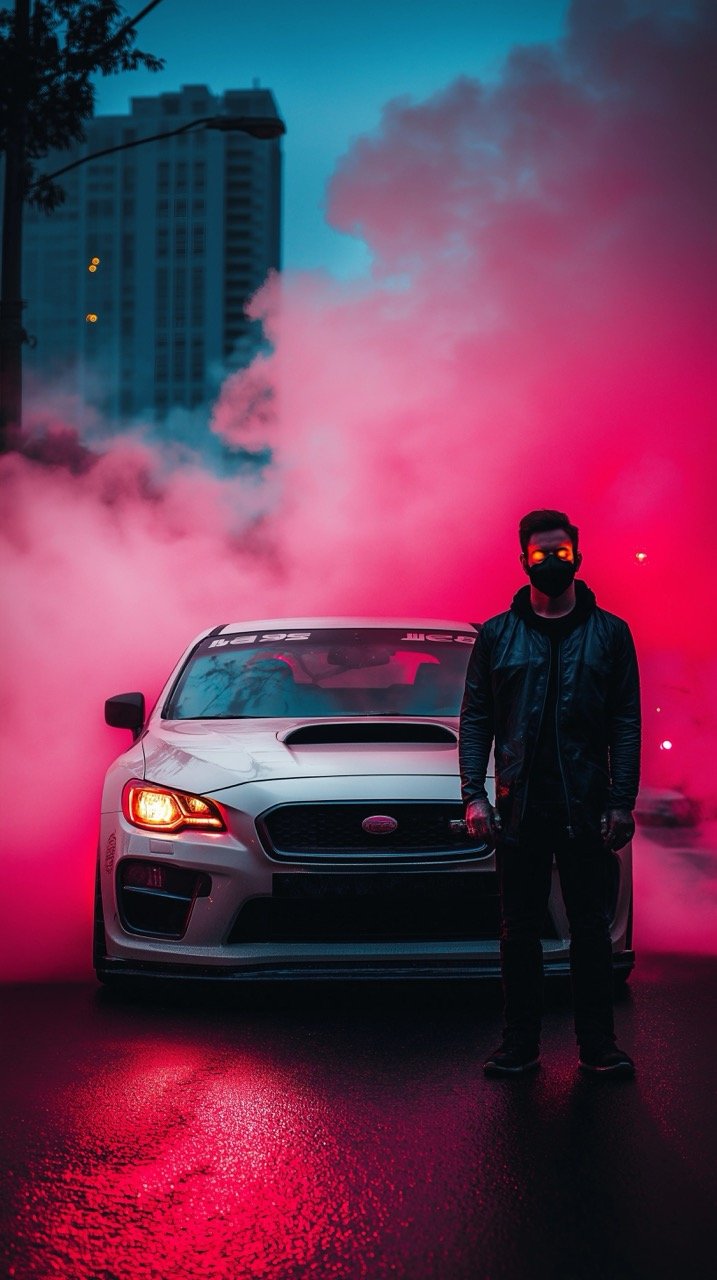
[211,617,478,636]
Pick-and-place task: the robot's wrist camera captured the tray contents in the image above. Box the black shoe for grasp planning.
[483,1042,540,1076]
[578,1044,635,1076]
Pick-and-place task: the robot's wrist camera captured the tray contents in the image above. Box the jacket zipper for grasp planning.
[520,636,552,821]
[555,642,575,838]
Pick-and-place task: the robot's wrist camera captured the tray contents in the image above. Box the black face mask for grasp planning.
[528,554,576,598]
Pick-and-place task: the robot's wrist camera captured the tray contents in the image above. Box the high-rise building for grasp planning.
[22,84,282,423]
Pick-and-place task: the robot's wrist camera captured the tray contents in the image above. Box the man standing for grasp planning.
[459,509,640,1076]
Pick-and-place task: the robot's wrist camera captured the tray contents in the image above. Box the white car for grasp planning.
[95,618,635,986]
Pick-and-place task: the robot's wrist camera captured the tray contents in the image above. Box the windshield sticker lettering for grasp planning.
[259,632,312,642]
[208,632,312,649]
[207,630,475,650]
[401,632,475,644]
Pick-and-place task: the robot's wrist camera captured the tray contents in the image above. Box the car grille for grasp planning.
[227,870,511,944]
[257,802,488,862]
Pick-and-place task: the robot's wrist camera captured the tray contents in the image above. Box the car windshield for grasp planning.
[165,627,476,719]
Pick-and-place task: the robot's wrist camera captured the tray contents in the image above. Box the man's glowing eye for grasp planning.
[531,551,546,563]
[557,548,572,560]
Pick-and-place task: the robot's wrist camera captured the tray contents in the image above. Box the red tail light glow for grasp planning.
[122,781,226,832]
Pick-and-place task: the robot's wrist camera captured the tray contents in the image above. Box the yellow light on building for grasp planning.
[85,313,98,323]
[91,257,100,265]
[88,264,97,272]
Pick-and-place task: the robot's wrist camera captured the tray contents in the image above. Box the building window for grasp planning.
[191,266,204,324]
[156,226,169,257]
[193,161,206,191]
[192,224,205,256]
[175,225,187,256]
[175,198,187,217]
[156,198,169,216]
[190,339,204,379]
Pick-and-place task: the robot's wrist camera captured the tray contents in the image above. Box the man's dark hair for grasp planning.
[519,509,579,557]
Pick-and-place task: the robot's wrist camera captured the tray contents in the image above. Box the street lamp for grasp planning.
[0,111,286,450]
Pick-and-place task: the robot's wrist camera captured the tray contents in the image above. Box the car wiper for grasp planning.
[169,714,254,720]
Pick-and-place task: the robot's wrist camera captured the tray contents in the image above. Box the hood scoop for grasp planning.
[281,722,457,746]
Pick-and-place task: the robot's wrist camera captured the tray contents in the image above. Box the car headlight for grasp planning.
[122,780,226,833]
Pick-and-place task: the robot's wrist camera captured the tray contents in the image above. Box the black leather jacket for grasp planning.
[459,581,641,842]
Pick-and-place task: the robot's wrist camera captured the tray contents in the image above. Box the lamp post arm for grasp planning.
[104,0,166,50]
[65,0,167,71]
[32,118,212,187]
[32,115,284,190]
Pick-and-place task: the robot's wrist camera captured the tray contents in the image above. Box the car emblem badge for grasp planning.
[362,815,398,834]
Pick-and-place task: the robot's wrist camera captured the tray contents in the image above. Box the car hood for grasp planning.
[142,718,464,796]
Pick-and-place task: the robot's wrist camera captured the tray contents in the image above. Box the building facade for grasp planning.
[22,84,282,424]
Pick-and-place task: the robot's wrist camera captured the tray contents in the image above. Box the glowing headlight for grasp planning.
[122,781,225,832]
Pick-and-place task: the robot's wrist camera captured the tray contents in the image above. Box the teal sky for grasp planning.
[95,0,569,276]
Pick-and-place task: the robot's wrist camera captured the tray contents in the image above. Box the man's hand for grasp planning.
[465,798,502,846]
[600,808,635,852]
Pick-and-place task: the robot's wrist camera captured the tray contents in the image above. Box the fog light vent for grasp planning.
[117,859,211,938]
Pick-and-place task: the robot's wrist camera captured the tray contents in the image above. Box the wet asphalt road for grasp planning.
[1,954,716,1280]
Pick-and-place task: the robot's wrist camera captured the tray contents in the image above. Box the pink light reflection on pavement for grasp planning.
[6,1033,485,1279]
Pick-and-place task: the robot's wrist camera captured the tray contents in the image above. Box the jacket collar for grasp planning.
[510,578,596,630]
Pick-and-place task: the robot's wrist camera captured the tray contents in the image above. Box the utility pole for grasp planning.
[0,0,167,453]
[0,0,30,450]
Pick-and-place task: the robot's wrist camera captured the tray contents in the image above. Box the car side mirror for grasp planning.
[105,692,145,740]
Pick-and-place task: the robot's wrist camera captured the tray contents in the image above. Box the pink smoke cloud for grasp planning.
[1,0,715,979]
[213,0,716,786]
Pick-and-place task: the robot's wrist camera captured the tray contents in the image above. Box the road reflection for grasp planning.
[2,967,715,1280]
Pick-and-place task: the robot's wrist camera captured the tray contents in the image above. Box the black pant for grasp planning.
[496,807,616,1050]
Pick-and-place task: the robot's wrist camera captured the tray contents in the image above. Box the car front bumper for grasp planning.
[97,775,634,984]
